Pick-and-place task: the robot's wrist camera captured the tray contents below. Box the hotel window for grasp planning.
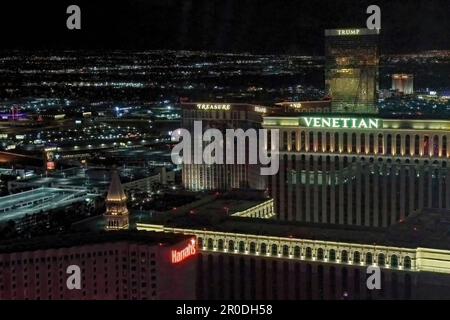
[390,255,398,268]
[228,240,235,252]
[443,136,447,156]
[369,134,374,153]
[386,135,392,155]
[343,133,348,152]
[282,245,289,257]
[351,133,356,153]
[317,132,322,152]
[317,248,324,260]
[414,135,420,155]
[365,252,373,265]
[405,135,411,155]
[249,242,256,254]
[396,134,401,155]
[341,250,348,263]
[305,247,312,259]
[433,135,439,157]
[404,256,412,269]
[326,132,331,152]
[329,249,336,262]
[294,246,301,258]
[300,132,305,151]
[378,134,383,154]
[217,239,224,251]
[271,244,278,256]
[360,134,366,153]
[309,132,314,151]
[238,241,245,253]
[378,253,385,266]
[291,131,296,151]
[353,251,361,264]
[334,132,339,151]
[424,135,430,155]
[207,238,214,250]
[260,243,267,255]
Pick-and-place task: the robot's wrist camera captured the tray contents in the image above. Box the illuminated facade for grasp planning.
[0,232,197,300]
[104,170,129,230]
[181,103,267,191]
[392,74,414,95]
[325,29,379,114]
[263,116,450,227]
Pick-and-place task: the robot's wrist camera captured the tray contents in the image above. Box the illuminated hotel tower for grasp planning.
[104,170,129,230]
[325,28,379,114]
[181,103,267,191]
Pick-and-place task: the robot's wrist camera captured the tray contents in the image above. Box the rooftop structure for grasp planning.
[0,187,94,223]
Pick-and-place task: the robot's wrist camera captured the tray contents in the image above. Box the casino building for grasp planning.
[264,114,450,226]
[181,103,267,191]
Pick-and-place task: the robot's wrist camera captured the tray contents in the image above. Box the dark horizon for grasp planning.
[0,0,449,54]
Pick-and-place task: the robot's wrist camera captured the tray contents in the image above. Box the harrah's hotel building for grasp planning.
[266,28,450,227]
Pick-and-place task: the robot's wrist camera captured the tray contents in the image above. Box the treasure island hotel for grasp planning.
[266,28,450,227]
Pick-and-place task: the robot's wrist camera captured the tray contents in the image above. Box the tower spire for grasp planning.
[104,169,129,230]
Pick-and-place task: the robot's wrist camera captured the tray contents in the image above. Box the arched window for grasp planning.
[300,132,305,151]
[271,244,278,256]
[334,132,339,151]
[369,134,374,153]
[239,241,245,253]
[404,256,412,270]
[197,237,203,249]
[282,245,289,257]
[326,132,331,152]
[207,238,214,250]
[341,250,348,263]
[433,135,439,156]
[218,239,224,251]
[249,242,256,254]
[360,134,366,153]
[353,251,361,264]
[395,135,401,156]
[260,243,267,255]
[391,255,398,268]
[378,134,383,154]
[414,135,420,155]
[317,248,324,260]
[294,246,301,258]
[309,132,314,151]
[386,134,392,155]
[352,133,357,153]
[366,252,373,265]
[405,135,410,155]
[443,136,447,156]
[378,253,385,266]
[329,249,336,261]
[317,132,322,152]
[305,247,312,259]
[228,240,235,252]
[343,133,348,152]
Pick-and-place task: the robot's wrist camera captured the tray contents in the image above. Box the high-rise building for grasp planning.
[392,74,414,95]
[264,114,450,226]
[0,231,197,300]
[181,103,267,191]
[325,28,379,114]
[104,170,129,230]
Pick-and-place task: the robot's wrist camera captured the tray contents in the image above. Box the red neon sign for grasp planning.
[171,239,196,264]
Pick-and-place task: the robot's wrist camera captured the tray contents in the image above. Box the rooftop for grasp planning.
[0,230,192,254]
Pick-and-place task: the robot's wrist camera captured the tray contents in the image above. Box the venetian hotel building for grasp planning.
[264,114,450,227]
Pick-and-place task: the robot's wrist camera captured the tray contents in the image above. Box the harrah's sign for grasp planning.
[171,240,197,264]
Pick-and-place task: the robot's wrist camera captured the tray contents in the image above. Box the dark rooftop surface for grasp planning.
[0,230,192,254]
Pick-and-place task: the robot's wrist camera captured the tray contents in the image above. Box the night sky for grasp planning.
[0,0,449,54]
